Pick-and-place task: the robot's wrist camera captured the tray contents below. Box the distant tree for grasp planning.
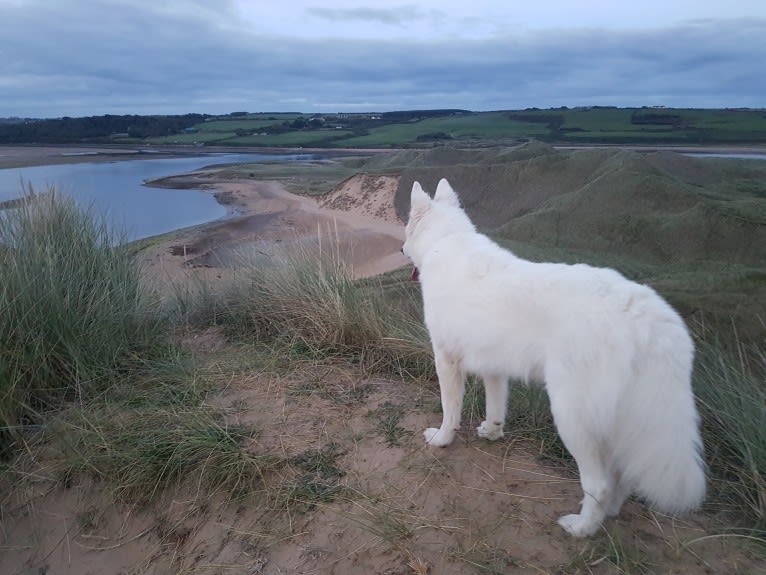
[415,131,453,142]
[0,113,209,143]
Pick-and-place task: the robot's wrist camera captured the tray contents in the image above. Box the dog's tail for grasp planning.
[616,323,706,514]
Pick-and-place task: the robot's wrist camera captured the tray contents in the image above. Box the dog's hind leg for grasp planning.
[547,374,613,537]
[424,351,465,447]
[603,472,631,517]
[477,375,507,441]
[555,424,611,535]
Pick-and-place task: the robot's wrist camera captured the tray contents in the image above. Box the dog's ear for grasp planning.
[410,181,431,212]
[434,178,460,207]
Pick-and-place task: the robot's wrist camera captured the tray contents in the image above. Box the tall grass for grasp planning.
[0,189,273,503]
[0,188,167,455]
[694,331,766,526]
[197,236,433,378]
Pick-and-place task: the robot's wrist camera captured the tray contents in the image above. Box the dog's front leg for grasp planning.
[424,352,465,447]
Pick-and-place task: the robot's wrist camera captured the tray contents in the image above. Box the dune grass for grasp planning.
[0,188,168,453]
[0,190,273,504]
[1,183,764,539]
[184,236,434,380]
[694,330,766,526]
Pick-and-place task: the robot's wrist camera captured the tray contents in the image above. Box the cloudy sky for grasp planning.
[1,0,765,118]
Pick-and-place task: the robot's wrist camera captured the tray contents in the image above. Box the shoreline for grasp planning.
[135,172,408,292]
[0,143,385,170]
[3,142,766,171]
[0,144,408,287]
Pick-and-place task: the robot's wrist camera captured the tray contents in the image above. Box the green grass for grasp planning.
[694,331,766,525]
[0,189,281,505]
[338,112,549,147]
[149,131,236,144]
[224,129,356,146]
[189,237,432,379]
[0,188,171,456]
[44,404,274,503]
[207,158,365,196]
[496,107,766,144]
[186,108,766,147]
[369,401,411,446]
[281,443,347,513]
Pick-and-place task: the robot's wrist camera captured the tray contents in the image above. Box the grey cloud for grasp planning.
[306,5,427,27]
[0,1,764,117]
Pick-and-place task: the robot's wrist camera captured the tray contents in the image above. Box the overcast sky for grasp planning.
[1,0,765,118]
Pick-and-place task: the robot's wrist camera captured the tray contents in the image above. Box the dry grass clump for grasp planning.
[191,233,434,379]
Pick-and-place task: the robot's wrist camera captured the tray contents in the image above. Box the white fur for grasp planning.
[403,179,706,537]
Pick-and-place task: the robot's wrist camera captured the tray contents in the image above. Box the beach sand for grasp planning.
[137,172,409,292]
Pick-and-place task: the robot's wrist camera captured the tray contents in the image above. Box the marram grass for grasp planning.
[0,188,168,455]
[189,234,435,379]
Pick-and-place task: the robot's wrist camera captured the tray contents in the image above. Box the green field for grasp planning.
[144,108,765,148]
[3,107,764,147]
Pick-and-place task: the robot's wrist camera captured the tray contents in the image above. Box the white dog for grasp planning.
[402,178,705,537]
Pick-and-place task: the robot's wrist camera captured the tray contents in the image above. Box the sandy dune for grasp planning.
[138,173,409,291]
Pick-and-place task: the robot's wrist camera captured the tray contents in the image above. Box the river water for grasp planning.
[0,153,308,241]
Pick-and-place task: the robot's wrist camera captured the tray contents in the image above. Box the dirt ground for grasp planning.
[2,354,760,574]
[1,154,763,574]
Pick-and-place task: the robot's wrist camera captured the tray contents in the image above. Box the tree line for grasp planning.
[0,114,209,144]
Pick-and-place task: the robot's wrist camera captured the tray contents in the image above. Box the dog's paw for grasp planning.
[423,427,454,447]
[558,513,601,538]
[477,421,504,441]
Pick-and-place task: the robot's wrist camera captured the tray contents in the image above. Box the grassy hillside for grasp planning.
[385,144,766,338]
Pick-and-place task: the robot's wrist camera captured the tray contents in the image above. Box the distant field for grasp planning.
[227,129,356,146]
[518,107,766,143]
[164,107,766,148]
[337,113,550,147]
[3,107,764,147]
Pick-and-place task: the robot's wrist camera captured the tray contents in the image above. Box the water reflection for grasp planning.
[0,153,307,241]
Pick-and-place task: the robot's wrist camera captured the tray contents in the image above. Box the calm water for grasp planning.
[0,153,308,241]
[685,152,766,161]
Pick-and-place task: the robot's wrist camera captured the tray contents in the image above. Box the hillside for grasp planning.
[388,144,766,337]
